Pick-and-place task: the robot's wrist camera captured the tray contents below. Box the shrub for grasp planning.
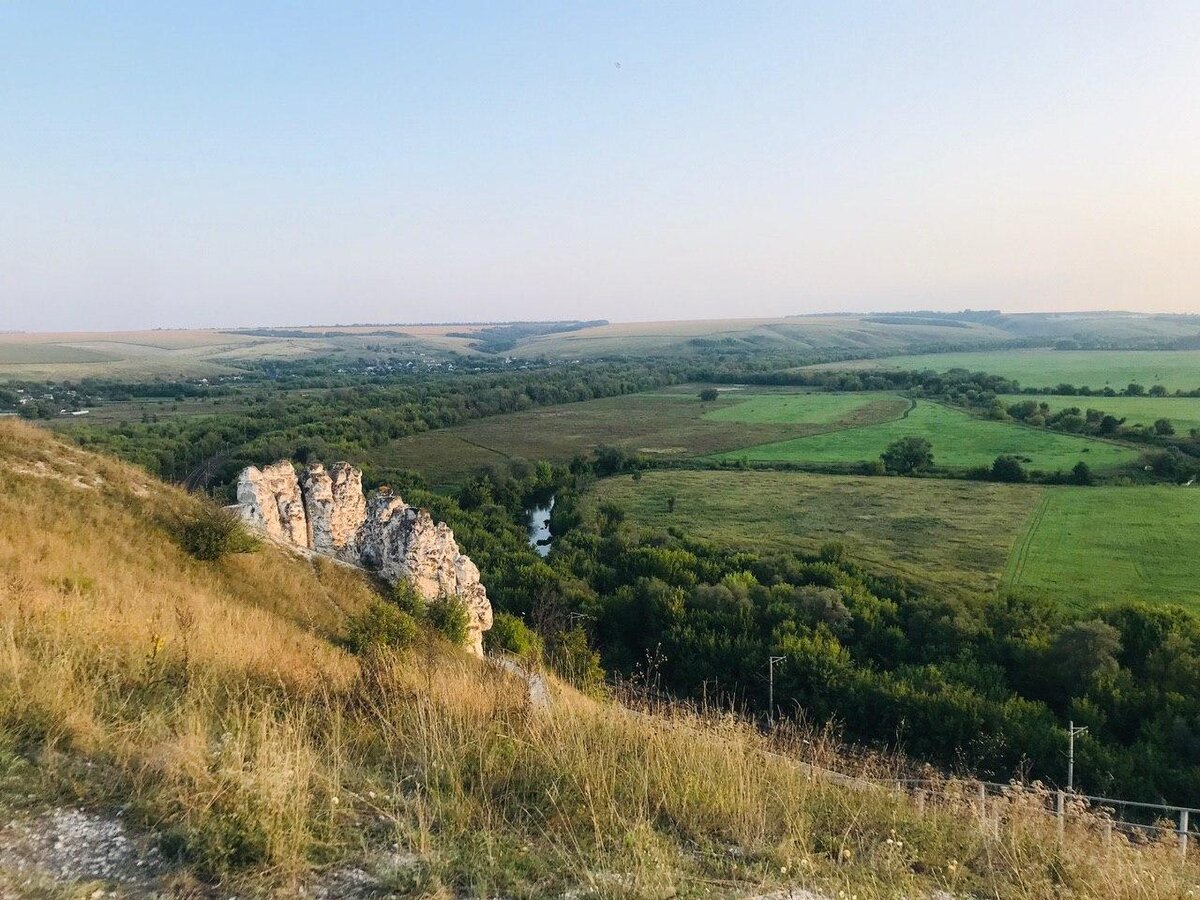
[485,612,544,662]
[428,594,470,647]
[548,626,607,697]
[392,579,427,618]
[345,601,420,654]
[698,387,719,402]
[989,455,1028,483]
[178,504,260,561]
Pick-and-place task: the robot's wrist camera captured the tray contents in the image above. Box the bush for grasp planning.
[989,455,1028,483]
[485,612,544,662]
[345,601,420,654]
[698,387,720,402]
[178,504,260,561]
[548,626,607,697]
[428,594,471,647]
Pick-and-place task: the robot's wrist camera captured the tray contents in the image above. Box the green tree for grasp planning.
[1052,619,1121,691]
[880,436,934,474]
[1154,417,1176,436]
[989,455,1028,483]
[1070,461,1094,486]
[699,387,719,402]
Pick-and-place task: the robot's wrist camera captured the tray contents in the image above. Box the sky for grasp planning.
[1,2,1198,331]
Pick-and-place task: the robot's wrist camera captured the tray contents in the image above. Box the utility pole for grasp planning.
[1067,720,1088,792]
[768,656,785,728]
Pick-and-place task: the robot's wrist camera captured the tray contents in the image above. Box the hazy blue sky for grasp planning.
[2,2,1198,330]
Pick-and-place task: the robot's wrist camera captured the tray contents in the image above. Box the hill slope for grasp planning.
[0,420,1195,898]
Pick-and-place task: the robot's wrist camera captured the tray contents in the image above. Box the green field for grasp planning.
[0,343,121,365]
[805,349,1200,392]
[1005,487,1200,612]
[712,400,1140,472]
[997,394,1200,434]
[588,470,1200,611]
[384,389,907,483]
[703,391,907,425]
[586,469,1046,598]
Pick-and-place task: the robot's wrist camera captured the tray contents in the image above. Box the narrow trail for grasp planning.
[1005,492,1051,588]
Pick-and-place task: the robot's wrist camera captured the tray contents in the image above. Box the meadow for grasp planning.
[711,399,1140,472]
[586,468,1045,598]
[1005,486,1200,612]
[806,349,1200,392]
[384,389,909,484]
[998,393,1200,433]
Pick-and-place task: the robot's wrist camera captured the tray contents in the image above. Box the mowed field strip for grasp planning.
[805,349,1200,392]
[383,390,910,483]
[586,469,1046,599]
[710,400,1140,472]
[1003,486,1200,612]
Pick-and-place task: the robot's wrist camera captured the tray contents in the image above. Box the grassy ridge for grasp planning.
[806,349,1200,392]
[1004,486,1200,612]
[8,420,1196,896]
[4,424,1195,900]
[712,400,1139,471]
[586,468,1046,599]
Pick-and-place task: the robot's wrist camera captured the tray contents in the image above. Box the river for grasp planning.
[527,496,554,557]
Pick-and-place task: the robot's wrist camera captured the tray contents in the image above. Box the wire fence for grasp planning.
[600,671,1199,860]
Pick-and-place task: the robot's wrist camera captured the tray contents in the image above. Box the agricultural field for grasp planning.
[509,315,1015,359]
[997,394,1200,434]
[587,470,1200,611]
[711,400,1140,472]
[586,469,1046,598]
[0,326,480,380]
[383,389,908,484]
[1004,486,1200,612]
[805,349,1200,392]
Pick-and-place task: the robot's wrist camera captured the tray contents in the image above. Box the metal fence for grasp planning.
[602,674,1200,860]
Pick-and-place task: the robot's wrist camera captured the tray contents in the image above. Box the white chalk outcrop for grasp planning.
[235,461,493,655]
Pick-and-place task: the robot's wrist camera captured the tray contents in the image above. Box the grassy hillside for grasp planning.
[1004,486,1200,612]
[806,349,1200,392]
[586,469,1044,599]
[0,326,482,380]
[508,315,1015,359]
[712,400,1139,472]
[1,420,1196,897]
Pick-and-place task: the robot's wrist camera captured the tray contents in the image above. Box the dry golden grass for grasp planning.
[1,419,1198,897]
